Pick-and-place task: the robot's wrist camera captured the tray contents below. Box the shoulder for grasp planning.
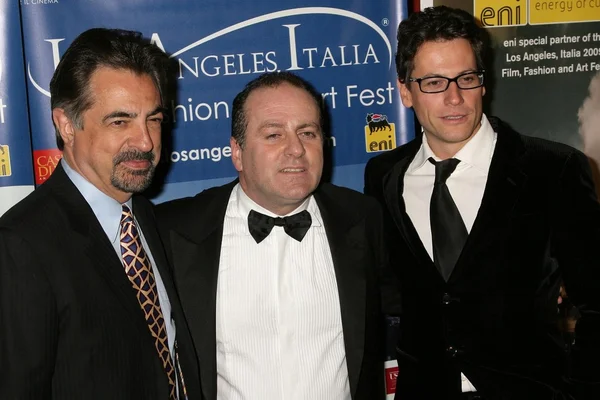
[0,182,57,234]
[366,137,421,170]
[317,183,381,213]
[491,115,581,162]
[520,135,582,162]
[490,116,585,178]
[155,181,236,222]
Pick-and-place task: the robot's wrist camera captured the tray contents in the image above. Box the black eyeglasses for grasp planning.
[405,71,485,93]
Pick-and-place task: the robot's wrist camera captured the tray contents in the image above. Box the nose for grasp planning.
[285,133,306,158]
[129,121,154,152]
[444,81,465,106]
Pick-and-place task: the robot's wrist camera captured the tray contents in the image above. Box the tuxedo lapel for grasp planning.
[449,118,528,283]
[165,183,235,400]
[314,185,372,399]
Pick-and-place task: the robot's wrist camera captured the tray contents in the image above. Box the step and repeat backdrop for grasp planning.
[0,1,35,215]
[0,0,414,215]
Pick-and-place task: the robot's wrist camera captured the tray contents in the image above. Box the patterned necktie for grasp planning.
[429,158,468,281]
[248,209,312,244]
[120,205,177,399]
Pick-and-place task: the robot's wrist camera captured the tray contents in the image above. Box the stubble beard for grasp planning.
[110,149,156,194]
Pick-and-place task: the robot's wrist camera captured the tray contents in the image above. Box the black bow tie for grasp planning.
[248,209,312,244]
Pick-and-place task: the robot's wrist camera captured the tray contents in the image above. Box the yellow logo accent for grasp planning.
[476,0,527,27]
[365,113,396,153]
[0,144,11,177]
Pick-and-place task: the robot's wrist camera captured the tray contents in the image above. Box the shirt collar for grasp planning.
[409,113,496,173]
[234,183,322,227]
[62,159,131,243]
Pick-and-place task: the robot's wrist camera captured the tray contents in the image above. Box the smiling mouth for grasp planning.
[442,115,467,120]
[280,167,306,173]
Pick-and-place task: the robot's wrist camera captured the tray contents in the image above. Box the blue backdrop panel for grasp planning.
[20,0,413,202]
[0,1,34,215]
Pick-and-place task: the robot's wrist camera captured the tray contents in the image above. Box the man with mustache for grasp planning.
[364,6,600,400]
[0,28,201,399]
[156,71,387,400]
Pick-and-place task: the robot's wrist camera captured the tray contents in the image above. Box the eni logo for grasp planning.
[0,145,12,177]
[476,0,527,27]
[364,113,396,153]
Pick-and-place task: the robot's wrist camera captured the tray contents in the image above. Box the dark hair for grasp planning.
[49,28,171,150]
[395,6,485,82]
[231,71,324,148]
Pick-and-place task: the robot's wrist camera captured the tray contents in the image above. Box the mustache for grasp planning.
[113,150,155,166]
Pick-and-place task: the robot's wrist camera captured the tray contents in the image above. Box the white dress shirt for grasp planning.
[216,184,350,400]
[403,114,497,392]
[61,159,177,361]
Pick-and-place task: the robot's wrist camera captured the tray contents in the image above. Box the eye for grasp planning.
[299,131,319,140]
[265,132,281,140]
[423,78,444,88]
[110,120,126,127]
[148,116,164,124]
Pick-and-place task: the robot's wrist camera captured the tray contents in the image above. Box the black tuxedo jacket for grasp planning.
[364,117,600,400]
[0,164,201,400]
[156,181,386,400]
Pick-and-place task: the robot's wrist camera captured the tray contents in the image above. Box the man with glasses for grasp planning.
[365,6,600,400]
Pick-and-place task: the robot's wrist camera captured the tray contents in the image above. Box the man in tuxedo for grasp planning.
[364,6,600,400]
[157,71,386,400]
[0,28,200,399]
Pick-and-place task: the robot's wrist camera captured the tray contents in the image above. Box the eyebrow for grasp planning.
[258,121,320,130]
[102,106,165,123]
[297,122,320,130]
[419,69,479,78]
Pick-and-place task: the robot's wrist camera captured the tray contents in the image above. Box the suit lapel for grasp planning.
[133,197,177,301]
[133,196,202,397]
[382,138,443,279]
[449,118,528,283]
[166,183,235,400]
[314,185,371,399]
[48,165,160,353]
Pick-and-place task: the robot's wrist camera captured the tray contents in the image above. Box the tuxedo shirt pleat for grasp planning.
[216,184,350,400]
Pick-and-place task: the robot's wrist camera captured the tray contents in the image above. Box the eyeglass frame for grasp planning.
[403,70,485,94]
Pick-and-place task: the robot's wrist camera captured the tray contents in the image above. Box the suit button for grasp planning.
[446,346,464,357]
[442,293,460,305]
[442,293,451,305]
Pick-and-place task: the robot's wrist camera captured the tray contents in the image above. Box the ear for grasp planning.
[230,136,243,172]
[52,108,76,147]
[398,79,414,109]
[482,85,486,97]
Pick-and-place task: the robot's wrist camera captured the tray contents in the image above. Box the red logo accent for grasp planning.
[34,149,62,184]
[385,365,399,394]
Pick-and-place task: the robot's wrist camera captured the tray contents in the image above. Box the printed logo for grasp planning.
[365,113,396,153]
[476,0,527,27]
[0,144,11,177]
[33,148,62,184]
[384,360,399,395]
[28,7,393,96]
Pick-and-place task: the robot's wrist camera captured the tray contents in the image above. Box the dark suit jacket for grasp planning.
[364,117,600,400]
[0,164,201,400]
[156,181,386,400]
